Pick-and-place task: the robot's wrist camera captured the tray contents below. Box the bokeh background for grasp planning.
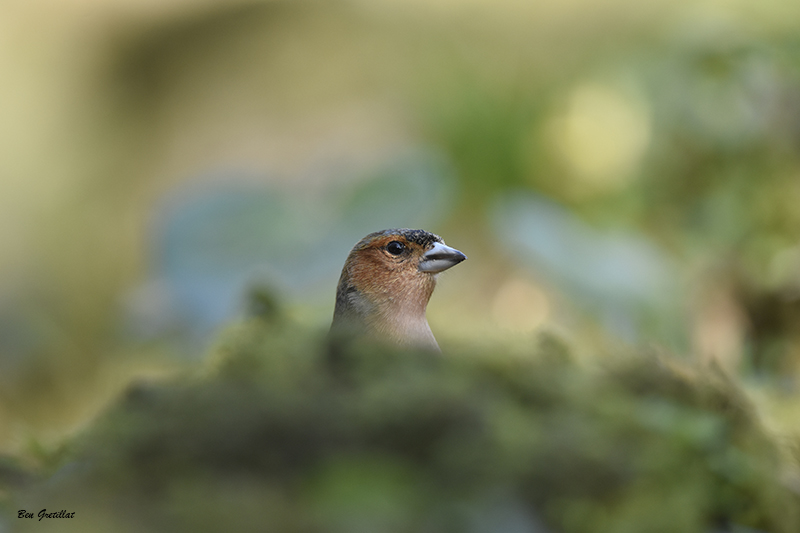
[4,0,800,463]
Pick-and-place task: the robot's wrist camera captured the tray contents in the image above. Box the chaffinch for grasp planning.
[330,229,466,351]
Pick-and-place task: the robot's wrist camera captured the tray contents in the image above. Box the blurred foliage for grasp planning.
[5,0,800,527]
[12,313,800,533]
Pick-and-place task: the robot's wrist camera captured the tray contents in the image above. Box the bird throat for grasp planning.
[333,272,439,351]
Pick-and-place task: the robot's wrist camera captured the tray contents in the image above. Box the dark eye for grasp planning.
[386,241,405,255]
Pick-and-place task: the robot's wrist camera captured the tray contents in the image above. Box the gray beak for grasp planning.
[419,241,467,273]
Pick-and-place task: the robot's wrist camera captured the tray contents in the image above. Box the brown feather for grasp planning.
[331,229,452,351]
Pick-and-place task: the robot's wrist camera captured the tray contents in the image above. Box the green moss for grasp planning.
[15,318,800,533]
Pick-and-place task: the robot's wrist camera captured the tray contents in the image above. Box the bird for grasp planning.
[330,229,466,352]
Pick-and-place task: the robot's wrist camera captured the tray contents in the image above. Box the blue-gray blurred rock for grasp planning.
[493,192,682,345]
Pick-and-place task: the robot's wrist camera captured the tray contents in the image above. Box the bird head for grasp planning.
[331,229,466,351]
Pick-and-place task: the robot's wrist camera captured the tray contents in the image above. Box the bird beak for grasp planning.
[419,242,467,273]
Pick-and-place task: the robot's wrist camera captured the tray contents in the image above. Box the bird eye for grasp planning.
[386,241,405,255]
